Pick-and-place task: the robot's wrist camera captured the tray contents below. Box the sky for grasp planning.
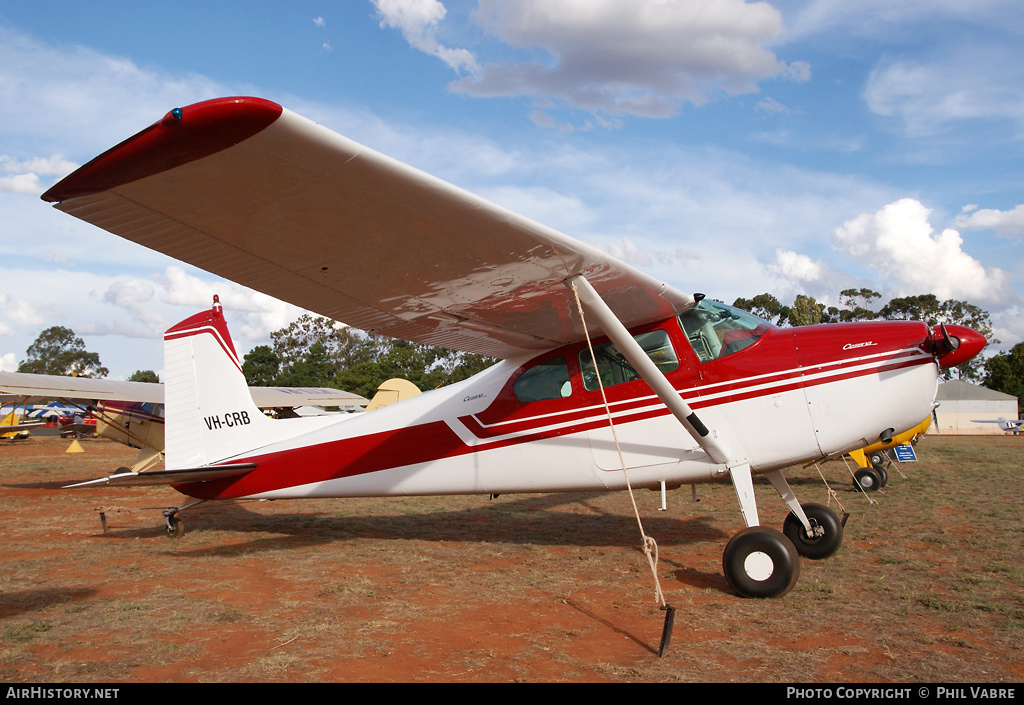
[1,0,1022,380]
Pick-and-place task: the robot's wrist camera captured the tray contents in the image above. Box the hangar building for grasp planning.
[930,380,1019,434]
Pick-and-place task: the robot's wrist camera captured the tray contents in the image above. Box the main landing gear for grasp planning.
[854,461,888,492]
[722,468,845,598]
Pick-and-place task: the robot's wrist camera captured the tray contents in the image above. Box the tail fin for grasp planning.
[163,296,277,468]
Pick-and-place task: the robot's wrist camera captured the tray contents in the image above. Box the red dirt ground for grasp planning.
[1,435,1022,683]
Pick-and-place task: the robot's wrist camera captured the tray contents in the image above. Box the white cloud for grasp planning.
[450,0,807,117]
[863,46,1024,137]
[1,154,78,176]
[152,266,305,343]
[593,238,652,267]
[0,353,16,372]
[784,0,1022,40]
[0,154,78,195]
[768,249,826,283]
[0,26,226,159]
[372,0,478,73]
[832,198,1015,305]
[954,204,1024,238]
[314,17,326,27]
[0,173,42,195]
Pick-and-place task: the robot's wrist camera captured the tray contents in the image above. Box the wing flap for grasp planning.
[46,97,693,359]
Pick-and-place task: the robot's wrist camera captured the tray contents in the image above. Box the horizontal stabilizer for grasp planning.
[63,463,256,488]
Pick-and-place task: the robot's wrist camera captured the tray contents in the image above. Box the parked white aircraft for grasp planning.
[41,97,986,599]
[971,418,1023,433]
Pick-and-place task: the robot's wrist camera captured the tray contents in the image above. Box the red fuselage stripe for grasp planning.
[177,352,934,500]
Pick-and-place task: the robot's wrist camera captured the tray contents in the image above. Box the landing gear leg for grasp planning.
[766,470,845,559]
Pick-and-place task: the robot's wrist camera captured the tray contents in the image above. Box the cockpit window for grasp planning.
[579,329,678,392]
[514,356,572,402]
[678,300,773,362]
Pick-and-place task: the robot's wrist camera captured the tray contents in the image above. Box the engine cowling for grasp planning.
[930,324,987,369]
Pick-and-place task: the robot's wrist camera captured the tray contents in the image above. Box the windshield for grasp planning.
[678,300,774,362]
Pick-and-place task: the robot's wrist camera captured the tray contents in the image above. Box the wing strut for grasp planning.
[566,274,762,526]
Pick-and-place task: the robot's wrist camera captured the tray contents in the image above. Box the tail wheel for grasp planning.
[722,527,800,598]
[782,503,843,560]
[166,515,185,539]
[854,466,882,492]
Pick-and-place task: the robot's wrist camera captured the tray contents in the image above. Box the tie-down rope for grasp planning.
[569,281,667,609]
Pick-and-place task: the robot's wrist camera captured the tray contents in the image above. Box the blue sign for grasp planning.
[893,444,918,462]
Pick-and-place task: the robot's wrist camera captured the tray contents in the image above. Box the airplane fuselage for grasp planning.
[175,309,967,503]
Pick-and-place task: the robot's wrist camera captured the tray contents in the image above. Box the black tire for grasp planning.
[722,526,801,598]
[868,451,886,467]
[166,516,185,539]
[874,463,889,487]
[782,503,844,560]
[854,466,882,492]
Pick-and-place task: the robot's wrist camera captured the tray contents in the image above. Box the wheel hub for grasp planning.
[743,551,775,581]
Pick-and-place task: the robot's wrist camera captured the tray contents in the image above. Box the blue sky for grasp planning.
[1,0,1022,379]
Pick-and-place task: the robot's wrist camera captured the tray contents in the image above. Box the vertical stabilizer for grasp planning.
[163,296,275,467]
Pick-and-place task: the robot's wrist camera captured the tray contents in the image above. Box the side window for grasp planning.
[678,300,773,362]
[513,356,572,403]
[579,329,678,392]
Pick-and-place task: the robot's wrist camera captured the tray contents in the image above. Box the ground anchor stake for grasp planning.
[658,604,676,657]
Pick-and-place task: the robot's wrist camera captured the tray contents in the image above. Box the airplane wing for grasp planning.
[1,420,47,434]
[0,371,367,408]
[42,97,694,360]
[248,386,367,408]
[0,372,163,404]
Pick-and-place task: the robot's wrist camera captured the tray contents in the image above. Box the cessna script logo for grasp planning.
[843,341,878,351]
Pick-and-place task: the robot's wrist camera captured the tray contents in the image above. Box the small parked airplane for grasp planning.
[0,370,368,471]
[41,97,986,598]
[0,403,46,440]
[971,417,1024,433]
[845,415,932,492]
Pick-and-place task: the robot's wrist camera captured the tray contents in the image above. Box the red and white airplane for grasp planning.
[41,97,986,598]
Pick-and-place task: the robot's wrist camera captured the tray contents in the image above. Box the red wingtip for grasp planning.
[42,97,283,203]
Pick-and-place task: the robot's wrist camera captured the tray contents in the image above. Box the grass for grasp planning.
[0,434,1022,682]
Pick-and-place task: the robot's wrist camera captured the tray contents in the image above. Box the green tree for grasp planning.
[784,294,827,327]
[834,288,881,322]
[242,345,282,387]
[877,294,941,323]
[245,317,497,398]
[128,370,160,383]
[17,326,108,378]
[982,343,1024,404]
[275,342,337,388]
[732,294,786,325]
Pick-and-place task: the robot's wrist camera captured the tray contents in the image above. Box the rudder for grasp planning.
[163,296,273,468]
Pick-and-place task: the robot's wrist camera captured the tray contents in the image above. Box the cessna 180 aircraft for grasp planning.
[40,97,986,599]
